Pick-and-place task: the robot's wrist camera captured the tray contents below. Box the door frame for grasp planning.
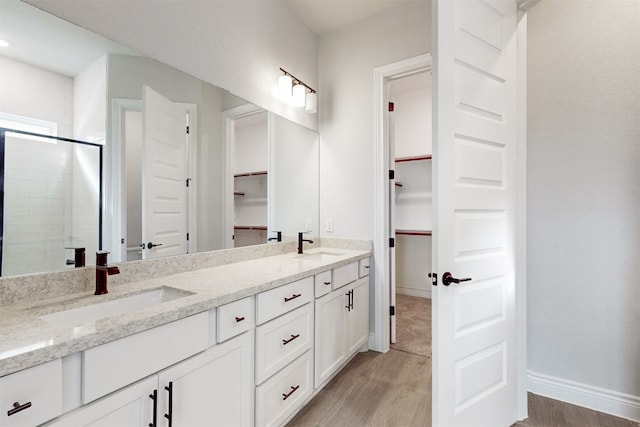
[372,53,433,352]
[109,98,198,261]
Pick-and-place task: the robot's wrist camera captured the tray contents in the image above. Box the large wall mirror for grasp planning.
[0,0,319,276]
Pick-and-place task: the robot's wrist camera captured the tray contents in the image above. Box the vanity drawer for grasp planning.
[256,303,313,385]
[0,359,63,427]
[255,350,312,427]
[332,262,358,290]
[256,277,313,325]
[359,258,371,277]
[217,296,253,343]
[314,270,333,298]
[83,311,209,403]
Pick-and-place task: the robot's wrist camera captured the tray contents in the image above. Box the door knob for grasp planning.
[442,272,471,286]
[147,242,163,249]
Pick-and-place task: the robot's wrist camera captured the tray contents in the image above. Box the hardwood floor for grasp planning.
[287,349,431,427]
[287,295,640,427]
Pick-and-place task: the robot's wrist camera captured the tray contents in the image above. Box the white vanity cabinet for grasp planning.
[255,277,314,426]
[0,359,63,427]
[315,261,369,387]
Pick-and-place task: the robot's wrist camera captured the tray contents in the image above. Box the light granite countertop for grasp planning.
[0,247,370,378]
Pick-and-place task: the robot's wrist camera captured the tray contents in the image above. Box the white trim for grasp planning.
[372,53,432,353]
[516,10,529,422]
[528,371,640,423]
[396,287,431,299]
[109,98,142,262]
[0,112,58,136]
[222,104,266,248]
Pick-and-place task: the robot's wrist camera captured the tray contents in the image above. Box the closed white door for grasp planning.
[142,85,188,259]
[433,0,520,425]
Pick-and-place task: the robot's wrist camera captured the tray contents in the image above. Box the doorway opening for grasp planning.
[387,70,433,358]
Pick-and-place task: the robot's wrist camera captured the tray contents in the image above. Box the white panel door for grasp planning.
[142,85,187,259]
[433,0,519,426]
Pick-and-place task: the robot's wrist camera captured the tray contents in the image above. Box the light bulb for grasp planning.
[305,92,317,114]
[278,74,293,98]
[292,84,306,107]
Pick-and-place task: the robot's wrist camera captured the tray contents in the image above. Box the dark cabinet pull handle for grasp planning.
[350,289,354,310]
[282,385,300,401]
[148,390,157,427]
[7,401,32,416]
[147,242,163,249]
[442,272,472,286]
[282,334,300,345]
[323,281,331,286]
[164,382,173,427]
[345,290,352,311]
[284,293,301,302]
[235,316,245,322]
[365,265,370,269]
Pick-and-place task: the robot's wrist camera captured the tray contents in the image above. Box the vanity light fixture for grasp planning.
[279,68,317,113]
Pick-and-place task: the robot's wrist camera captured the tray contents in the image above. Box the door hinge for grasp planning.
[186,233,190,241]
[186,125,190,134]
[186,178,191,187]
[389,237,395,248]
[389,170,395,180]
[390,306,395,316]
[388,102,395,112]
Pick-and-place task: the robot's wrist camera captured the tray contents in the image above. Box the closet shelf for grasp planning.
[395,155,432,163]
[395,229,432,236]
[234,171,267,178]
[234,225,268,231]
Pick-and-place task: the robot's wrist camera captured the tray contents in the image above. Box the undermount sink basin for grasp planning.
[296,251,344,261]
[40,287,192,328]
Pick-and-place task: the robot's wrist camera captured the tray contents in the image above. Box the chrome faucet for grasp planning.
[95,251,120,295]
[297,232,313,254]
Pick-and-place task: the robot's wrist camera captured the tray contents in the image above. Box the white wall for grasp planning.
[318,1,431,240]
[0,55,73,136]
[73,55,106,143]
[24,0,318,131]
[527,0,640,419]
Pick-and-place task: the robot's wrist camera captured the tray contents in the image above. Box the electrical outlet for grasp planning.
[326,218,334,232]
[305,218,312,231]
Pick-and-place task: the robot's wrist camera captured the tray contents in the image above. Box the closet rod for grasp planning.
[395,229,432,236]
[395,155,432,163]
[234,171,267,178]
[234,225,268,231]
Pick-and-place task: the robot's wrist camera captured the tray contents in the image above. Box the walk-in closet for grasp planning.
[389,70,432,356]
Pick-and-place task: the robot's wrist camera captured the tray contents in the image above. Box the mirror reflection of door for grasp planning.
[121,86,190,261]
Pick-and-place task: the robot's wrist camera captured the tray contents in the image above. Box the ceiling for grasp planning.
[284,0,418,35]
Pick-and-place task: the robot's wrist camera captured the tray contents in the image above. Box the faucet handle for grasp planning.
[96,250,110,266]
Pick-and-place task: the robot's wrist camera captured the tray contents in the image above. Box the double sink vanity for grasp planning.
[0,241,371,426]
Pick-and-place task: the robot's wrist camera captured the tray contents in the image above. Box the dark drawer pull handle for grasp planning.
[148,389,157,427]
[8,401,32,417]
[365,265,370,269]
[282,385,300,401]
[284,293,301,302]
[235,316,245,322]
[323,281,331,286]
[282,334,300,345]
[164,382,173,427]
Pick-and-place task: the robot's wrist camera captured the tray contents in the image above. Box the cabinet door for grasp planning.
[44,377,156,427]
[346,278,369,355]
[314,289,347,387]
[158,332,252,427]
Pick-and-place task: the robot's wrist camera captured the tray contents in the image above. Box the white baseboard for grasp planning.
[397,286,431,299]
[528,370,640,423]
